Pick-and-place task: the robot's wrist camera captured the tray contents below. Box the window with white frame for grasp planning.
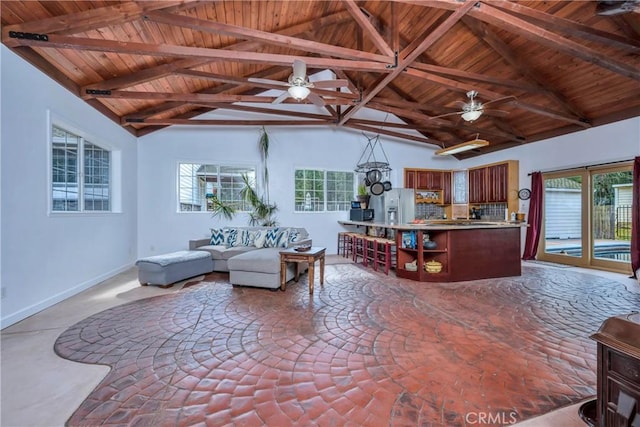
[178,163,256,212]
[294,169,355,212]
[51,125,111,212]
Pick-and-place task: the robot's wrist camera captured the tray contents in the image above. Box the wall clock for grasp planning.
[518,188,531,200]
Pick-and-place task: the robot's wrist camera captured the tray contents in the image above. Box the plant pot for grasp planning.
[356,195,370,209]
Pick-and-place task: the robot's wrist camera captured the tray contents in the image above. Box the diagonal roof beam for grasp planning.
[144,10,392,63]
[462,16,588,120]
[342,0,395,57]
[338,0,477,126]
[343,122,434,145]
[489,0,640,53]
[0,1,202,36]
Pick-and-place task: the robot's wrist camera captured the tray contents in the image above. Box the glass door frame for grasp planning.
[537,164,633,274]
[538,169,590,268]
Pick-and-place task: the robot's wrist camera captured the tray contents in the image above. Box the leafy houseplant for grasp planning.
[210,126,278,226]
[356,183,370,209]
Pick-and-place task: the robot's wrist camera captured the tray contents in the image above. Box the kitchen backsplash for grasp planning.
[415,203,446,219]
[474,203,508,221]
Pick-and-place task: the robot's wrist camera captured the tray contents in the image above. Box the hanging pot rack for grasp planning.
[354,133,392,174]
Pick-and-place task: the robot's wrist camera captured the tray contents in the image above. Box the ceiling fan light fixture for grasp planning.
[461,109,482,122]
[288,85,310,101]
[435,139,489,155]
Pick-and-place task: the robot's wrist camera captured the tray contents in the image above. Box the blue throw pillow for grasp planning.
[225,228,239,247]
[275,228,290,247]
[210,228,226,246]
[263,228,280,248]
[289,229,301,243]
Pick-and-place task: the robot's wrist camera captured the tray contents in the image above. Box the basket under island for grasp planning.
[338,220,526,282]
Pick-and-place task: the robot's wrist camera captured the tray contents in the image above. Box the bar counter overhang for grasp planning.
[339,220,527,282]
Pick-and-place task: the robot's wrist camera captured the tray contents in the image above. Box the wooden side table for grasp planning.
[279,247,326,293]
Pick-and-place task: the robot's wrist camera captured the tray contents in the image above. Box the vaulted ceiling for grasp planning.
[2,1,639,158]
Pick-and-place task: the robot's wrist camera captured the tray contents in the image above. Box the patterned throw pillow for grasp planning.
[275,228,290,247]
[263,228,280,248]
[288,229,301,243]
[225,228,239,247]
[254,229,268,248]
[209,228,226,246]
[240,229,257,246]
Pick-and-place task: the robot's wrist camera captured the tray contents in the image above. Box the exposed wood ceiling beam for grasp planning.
[462,17,589,120]
[91,90,356,105]
[399,0,640,79]
[343,122,434,145]
[144,10,392,63]
[3,34,393,73]
[124,119,334,126]
[342,0,395,57]
[338,0,477,125]
[187,103,338,121]
[489,0,640,53]
[1,1,201,36]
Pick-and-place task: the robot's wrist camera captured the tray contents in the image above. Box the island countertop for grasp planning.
[338,219,526,230]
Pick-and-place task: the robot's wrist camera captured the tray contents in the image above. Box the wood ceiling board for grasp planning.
[2,0,638,157]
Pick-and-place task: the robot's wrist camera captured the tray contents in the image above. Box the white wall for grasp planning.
[0,46,138,327]
[137,122,455,256]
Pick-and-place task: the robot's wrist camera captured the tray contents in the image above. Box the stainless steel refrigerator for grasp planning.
[379,188,415,224]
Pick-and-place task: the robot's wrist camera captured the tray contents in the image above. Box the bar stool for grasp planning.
[337,231,348,255]
[352,233,366,264]
[373,238,396,275]
[363,236,377,268]
[343,232,357,259]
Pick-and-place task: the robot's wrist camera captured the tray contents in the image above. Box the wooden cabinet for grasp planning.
[591,313,640,427]
[468,167,487,204]
[442,171,452,204]
[404,169,415,190]
[416,170,442,190]
[395,226,521,282]
[468,160,519,213]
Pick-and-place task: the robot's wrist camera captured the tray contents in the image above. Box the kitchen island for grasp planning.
[338,220,525,282]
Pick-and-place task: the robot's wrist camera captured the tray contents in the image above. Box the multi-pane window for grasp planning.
[178,163,256,212]
[52,126,110,212]
[295,169,355,212]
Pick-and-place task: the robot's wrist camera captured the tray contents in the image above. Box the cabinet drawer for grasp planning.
[609,348,640,384]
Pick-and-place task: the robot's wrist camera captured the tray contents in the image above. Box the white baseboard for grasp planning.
[1,262,135,329]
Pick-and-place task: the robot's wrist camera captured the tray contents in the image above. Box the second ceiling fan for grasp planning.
[431,90,515,122]
[249,59,348,106]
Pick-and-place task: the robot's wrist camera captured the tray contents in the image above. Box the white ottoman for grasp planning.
[136,251,212,287]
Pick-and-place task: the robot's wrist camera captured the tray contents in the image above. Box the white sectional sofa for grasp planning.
[189,226,311,290]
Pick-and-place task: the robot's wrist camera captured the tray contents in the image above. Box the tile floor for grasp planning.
[1,257,638,426]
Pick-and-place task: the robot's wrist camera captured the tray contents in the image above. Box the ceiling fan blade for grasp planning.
[483,95,517,107]
[428,111,462,120]
[248,77,289,87]
[307,92,325,107]
[484,109,510,117]
[313,79,349,89]
[292,59,307,79]
[272,91,290,104]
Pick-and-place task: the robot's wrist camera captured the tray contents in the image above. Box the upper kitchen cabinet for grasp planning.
[468,160,519,213]
[404,169,415,190]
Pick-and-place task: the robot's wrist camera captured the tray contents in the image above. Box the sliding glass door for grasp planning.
[539,164,633,274]
[541,172,587,265]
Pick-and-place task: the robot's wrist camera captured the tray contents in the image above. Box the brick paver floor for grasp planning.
[54,264,640,426]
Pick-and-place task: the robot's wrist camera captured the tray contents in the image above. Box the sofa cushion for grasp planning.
[194,245,257,260]
[227,248,281,274]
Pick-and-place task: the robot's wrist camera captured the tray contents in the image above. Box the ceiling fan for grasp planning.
[430,90,514,122]
[249,59,348,107]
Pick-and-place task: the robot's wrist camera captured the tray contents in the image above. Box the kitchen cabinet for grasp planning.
[468,167,487,204]
[452,170,468,204]
[468,160,519,213]
[417,170,442,190]
[404,169,415,189]
[395,226,521,282]
[442,171,452,204]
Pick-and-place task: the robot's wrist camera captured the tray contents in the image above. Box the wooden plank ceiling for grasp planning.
[2,0,639,158]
